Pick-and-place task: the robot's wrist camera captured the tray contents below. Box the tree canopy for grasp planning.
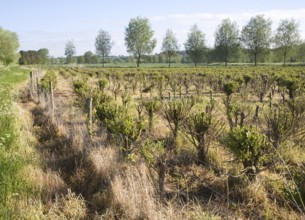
[0,27,19,65]
[95,29,113,67]
[19,48,49,65]
[274,18,300,65]
[214,18,239,66]
[65,40,76,64]
[161,29,179,68]
[241,15,272,66]
[184,25,206,67]
[125,17,157,67]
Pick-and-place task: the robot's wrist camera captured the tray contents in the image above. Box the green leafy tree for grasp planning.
[0,27,19,65]
[106,112,144,158]
[143,99,162,133]
[274,18,300,66]
[19,49,49,65]
[164,99,195,149]
[223,127,271,180]
[241,15,272,66]
[84,51,94,64]
[296,41,305,63]
[214,18,239,66]
[182,94,224,164]
[65,40,76,64]
[95,29,113,67]
[125,17,157,67]
[184,25,206,67]
[222,81,239,129]
[161,29,179,68]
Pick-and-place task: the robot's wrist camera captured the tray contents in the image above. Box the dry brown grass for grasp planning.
[88,147,118,178]
[109,163,161,219]
[20,165,67,203]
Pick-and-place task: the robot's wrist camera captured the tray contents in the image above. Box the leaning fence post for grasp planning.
[30,71,33,99]
[50,81,55,119]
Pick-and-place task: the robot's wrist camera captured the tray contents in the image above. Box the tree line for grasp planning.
[1,15,304,66]
[63,15,304,67]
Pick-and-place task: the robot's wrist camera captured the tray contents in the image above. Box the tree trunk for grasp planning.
[137,54,141,68]
[225,46,228,67]
[197,136,207,164]
[168,53,171,68]
[173,122,179,149]
[243,160,256,181]
[254,52,257,66]
[283,48,287,66]
[148,112,153,133]
[102,55,105,68]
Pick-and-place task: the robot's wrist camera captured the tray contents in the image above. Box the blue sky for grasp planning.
[1,0,305,56]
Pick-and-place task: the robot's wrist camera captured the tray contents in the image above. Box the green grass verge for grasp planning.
[0,66,33,218]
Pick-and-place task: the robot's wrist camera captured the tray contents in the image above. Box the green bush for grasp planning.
[223,81,238,96]
[40,71,57,91]
[223,127,271,180]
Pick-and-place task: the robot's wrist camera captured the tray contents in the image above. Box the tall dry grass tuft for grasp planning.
[110,163,162,219]
[88,147,118,179]
[20,165,67,203]
[45,189,87,219]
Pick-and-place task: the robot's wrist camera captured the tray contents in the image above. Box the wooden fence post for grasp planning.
[89,97,93,129]
[36,77,40,103]
[50,81,55,119]
[30,71,33,99]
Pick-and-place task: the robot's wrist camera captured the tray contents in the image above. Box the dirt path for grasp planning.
[19,73,100,218]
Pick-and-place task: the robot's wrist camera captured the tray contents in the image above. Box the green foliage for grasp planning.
[182,93,224,164]
[105,111,144,156]
[223,127,271,179]
[143,99,162,132]
[274,18,301,65]
[0,66,28,84]
[93,91,112,106]
[19,48,49,65]
[97,78,108,91]
[164,98,195,148]
[40,71,57,91]
[214,18,239,66]
[184,25,206,66]
[0,27,19,65]
[96,102,124,123]
[140,139,166,169]
[95,29,113,67]
[241,15,272,65]
[161,29,179,67]
[265,104,297,149]
[65,40,76,63]
[0,67,32,217]
[276,75,300,99]
[125,17,157,67]
[223,81,238,96]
